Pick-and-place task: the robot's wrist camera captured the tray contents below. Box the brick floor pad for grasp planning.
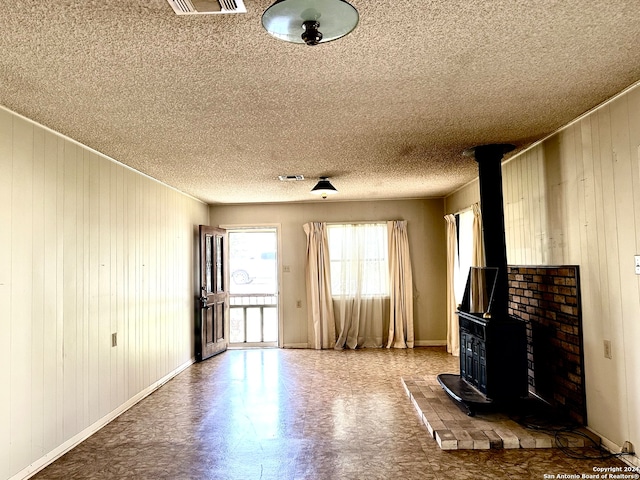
[402,375,599,451]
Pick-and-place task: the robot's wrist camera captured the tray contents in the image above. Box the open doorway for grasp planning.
[226,227,280,347]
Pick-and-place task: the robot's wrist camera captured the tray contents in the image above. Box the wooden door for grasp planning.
[196,225,228,361]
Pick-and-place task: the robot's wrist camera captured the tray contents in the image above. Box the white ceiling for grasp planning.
[1,0,639,204]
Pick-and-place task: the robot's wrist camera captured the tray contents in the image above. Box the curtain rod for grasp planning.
[324,220,402,225]
[452,203,476,217]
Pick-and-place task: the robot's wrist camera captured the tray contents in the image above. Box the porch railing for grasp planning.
[229,294,278,344]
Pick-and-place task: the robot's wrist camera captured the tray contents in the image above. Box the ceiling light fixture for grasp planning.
[310,177,338,198]
[261,0,359,46]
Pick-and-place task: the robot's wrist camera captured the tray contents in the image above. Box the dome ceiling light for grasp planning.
[261,0,359,46]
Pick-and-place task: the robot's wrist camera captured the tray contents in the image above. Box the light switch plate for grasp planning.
[635,255,640,274]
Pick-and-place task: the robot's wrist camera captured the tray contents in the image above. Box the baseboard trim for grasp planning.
[280,342,446,349]
[282,343,309,349]
[11,358,196,480]
[414,340,447,347]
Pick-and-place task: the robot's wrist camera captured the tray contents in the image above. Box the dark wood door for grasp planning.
[196,225,228,361]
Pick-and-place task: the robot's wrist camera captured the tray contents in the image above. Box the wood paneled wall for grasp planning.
[0,108,209,480]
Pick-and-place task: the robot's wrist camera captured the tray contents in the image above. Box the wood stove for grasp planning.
[438,144,528,415]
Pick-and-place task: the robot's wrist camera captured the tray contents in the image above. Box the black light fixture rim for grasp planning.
[311,177,338,193]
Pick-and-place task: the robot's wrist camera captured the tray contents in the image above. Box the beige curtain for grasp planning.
[334,297,389,349]
[470,203,487,313]
[444,214,459,356]
[331,223,390,349]
[386,220,414,348]
[303,222,336,349]
[471,203,485,267]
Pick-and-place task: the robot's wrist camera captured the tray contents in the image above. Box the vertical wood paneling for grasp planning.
[504,149,552,266]
[42,131,59,453]
[574,122,588,272]
[121,167,130,400]
[99,157,111,417]
[0,106,208,479]
[556,129,570,262]
[134,171,142,395]
[541,135,560,263]
[590,112,612,341]
[530,151,541,263]
[536,147,549,264]
[31,126,45,459]
[109,161,118,410]
[115,164,125,406]
[11,117,34,474]
[74,145,85,431]
[562,125,580,262]
[520,153,530,263]
[597,106,623,342]
[518,151,529,264]
[0,109,13,480]
[625,86,640,447]
[63,140,78,439]
[503,160,515,262]
[631,87,640,261]
[516,156,525,262]
[149,182,159,382]
[168,190,178,367]
[55,137,65,446]
[579,116,605,343]
[141,176,149,389]
[80,149,91,429]
[165,190,173,368]
[88,151,101,425]
[159,186,167,376]
[125,168,137,399]
[609,94,638,439]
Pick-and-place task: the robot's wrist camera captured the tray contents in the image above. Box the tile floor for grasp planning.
[32,347,627,479]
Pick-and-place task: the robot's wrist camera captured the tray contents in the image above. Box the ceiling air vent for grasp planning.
[167,0,246,15]
[278,175,305,181]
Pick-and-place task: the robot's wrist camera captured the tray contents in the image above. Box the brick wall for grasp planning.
[507,266,586,425]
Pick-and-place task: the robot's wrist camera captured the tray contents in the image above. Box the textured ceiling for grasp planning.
[1,1,639,204]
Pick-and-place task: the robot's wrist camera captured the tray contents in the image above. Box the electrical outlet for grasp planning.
[622,441,634,454]
[112,332,117,347]
[283,265,291,273]
[603,340,612,359]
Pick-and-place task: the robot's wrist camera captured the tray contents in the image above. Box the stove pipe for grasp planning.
[464,144,515,319]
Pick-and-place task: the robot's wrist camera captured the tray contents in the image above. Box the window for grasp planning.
[327,223,389,296]
[455,209,474,303]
